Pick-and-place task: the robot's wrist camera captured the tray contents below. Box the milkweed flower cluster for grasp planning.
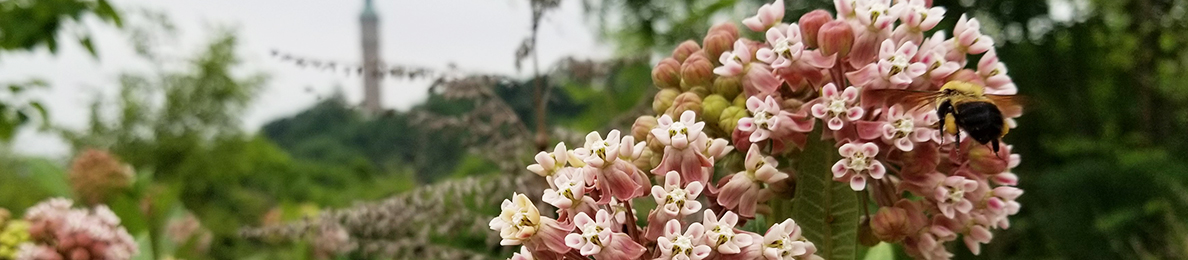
[493,0,1024,259]
[15,198,138,260]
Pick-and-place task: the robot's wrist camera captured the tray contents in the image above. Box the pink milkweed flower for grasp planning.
[831,142,887,191]
[652,171,705,218]
[652,111,714,186]
[489,193,574,254]
[564,210,614,256]
[976,49,1018,95]
[934,176,978,219]
[742,0,785,32]
[912,31,960,89]
[527,142,567,179]
[757,25,837,71]
[542,169,597,221]
[716,40,782,98]
[644,171,706,240]
[834,0,857,19]
[945,14,995,61]
[891,0,945,45]
[717,145,789,217]
[857,105,938,152]
[855,0,898,31]
[985,186,1023,229]
[657,219,713,260]
[761,218,820,260]
[810,83,864,131]
[847,39,927,90]
[574,130,650,203]
[738,96,784,142]
[702,210,755,254]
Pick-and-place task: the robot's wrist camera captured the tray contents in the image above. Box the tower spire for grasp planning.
[360,0,382,114]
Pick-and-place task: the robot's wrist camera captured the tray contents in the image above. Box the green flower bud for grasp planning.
[733,93,747,108]
[688,87,711,99]
[652,58,682,89]
[653,88,681,114]
[634,149,655,171]
[701,94,730,126]
[666,92,703,119]
[718,105,749,133]
[712,75,742,99]
[680,52,714,90]
[671,40,702,63]
[632,116,658,142]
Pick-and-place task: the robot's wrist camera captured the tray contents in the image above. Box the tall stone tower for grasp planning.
[360,0,382,114]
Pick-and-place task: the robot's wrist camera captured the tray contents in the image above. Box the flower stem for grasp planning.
[622,198,641,240]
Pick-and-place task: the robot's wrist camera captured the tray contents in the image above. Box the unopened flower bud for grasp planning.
[871,206,912,243]
[799,9,833,49]
[711,75,742,99]
[709,22,740,41]
[652,58,682,89]
[681,53,714,89]
[718,106,749,133]
[703,32,737,63]
[653,88,681,114]
[666,92,703,118]
[733,93,747,107]
[634,149,655,173]
[818,20,854,57]
[701,94,730,126]
[672,40,702,63]
[631,116,658,141]
[688,87,711,99]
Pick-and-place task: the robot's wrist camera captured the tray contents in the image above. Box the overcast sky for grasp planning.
[0,0,609,158]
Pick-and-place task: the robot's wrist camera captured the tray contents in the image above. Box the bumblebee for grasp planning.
[871,81,1021,153]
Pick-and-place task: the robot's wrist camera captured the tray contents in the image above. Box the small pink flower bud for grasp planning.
[871,206,912,243]
[818,20,854,57]
[718,106,749,133]
[703,33,736,66]
[681,53,715,89]
[799,9,834,49]
[653,88,681,114]
[672,40,702,63]
[653,58,682,89]
[711,75,742,99]
[666,92,703,118]
[967,143,1007,175]
[701,94,730,126]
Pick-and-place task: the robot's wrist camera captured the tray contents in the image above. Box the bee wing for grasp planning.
[986,94,1024,117]
[861,88,939,112]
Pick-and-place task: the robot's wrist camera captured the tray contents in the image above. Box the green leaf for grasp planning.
[80,36,98,58]
[783,129,862,260]
[863,242,895,260]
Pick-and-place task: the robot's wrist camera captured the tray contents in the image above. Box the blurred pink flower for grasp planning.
[652,111,714,186]
[761,218,819,260]
[509,246,534,260]
[701,210,754,255]
[19,198,138,260]
[810,83,864,130]
[945,14,994,61]
[933,176,978,219]
[976,49,1018,95]
[717,146,788,217]
[657,219,712,260]
[831,142,887,191]
[742,0,785,32]
[847,39,927,89]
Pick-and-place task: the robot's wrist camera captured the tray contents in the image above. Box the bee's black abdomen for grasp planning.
[954,101,1004,146]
